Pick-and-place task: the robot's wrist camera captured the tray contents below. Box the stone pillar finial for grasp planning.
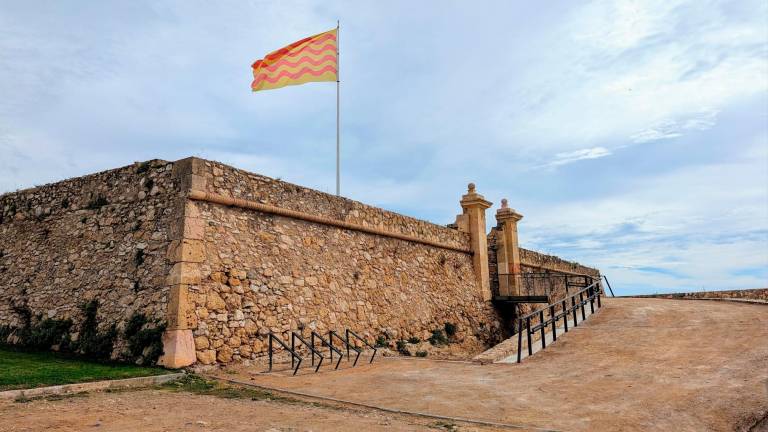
[495,200,523,297]
[457,183,493,301]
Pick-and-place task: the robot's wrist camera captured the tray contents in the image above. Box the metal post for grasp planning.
[539,310,546,350]
[310,332,315,366]
[572,295,578,327]
[580,292,587,321]
[268,334,273,371]
[526,317,533,357]
[335,20,341,196]
[550,305,557,342]
[517,320,523,363]
[291,333,296,369]
[562,300,569,332]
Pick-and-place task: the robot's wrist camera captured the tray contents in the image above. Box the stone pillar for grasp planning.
[495,199,523,296]
[157,158,205,368]
[458,183,493,301]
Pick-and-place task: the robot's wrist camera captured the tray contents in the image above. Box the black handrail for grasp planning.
[602,275,615,297]
[516,280,602,363]
[329,330,362,366]
[268,333,303,375]
[311,330,343,370]
[346,329,378,363]
[291,331,325,373]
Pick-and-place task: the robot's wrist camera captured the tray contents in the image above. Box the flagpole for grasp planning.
[335,20,341,196]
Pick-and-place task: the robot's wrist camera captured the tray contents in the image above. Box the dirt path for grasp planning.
[0,387,505,432]
[221,298,768,431]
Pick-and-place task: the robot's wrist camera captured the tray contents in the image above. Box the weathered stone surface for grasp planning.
[0,160,180,360]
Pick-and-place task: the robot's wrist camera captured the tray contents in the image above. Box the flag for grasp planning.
[251,28,338,92]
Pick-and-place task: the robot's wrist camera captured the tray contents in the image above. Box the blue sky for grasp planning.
[1,1,766,295]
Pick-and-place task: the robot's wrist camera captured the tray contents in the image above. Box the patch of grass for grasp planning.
[0,348,167,391]
[161,375,293,402]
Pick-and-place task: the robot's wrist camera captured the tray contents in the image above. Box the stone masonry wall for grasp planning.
[0,160,184,357]
[186,159,503,364]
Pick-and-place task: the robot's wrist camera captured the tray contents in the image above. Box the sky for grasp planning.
[1,0,766,295]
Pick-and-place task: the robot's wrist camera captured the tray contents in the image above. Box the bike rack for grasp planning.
[267,328,377,375]
[268,333,303,375]
[292,331,325,373]
[311,330,343,370]
[329,330,361,366]
[346,329,378,364]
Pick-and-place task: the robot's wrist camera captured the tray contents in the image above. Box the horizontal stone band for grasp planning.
[187,190,472,254]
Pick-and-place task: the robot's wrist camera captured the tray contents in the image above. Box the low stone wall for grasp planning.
[628,289,768,302]
[185,160,502,364]
[0,160,184,358]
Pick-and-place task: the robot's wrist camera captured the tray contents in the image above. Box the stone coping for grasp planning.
[0,372,184,400]
[188,190,473,254]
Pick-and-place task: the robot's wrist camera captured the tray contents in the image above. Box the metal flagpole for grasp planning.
[336,20,341,196]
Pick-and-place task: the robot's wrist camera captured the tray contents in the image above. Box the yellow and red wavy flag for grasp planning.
[251,28,338,92]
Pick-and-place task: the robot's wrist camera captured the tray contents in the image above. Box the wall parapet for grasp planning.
[188,190,472,254]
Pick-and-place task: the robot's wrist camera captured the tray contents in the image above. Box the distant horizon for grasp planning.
[1,1,766,296]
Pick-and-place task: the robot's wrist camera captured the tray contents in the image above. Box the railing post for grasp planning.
[517,320,523,363]
[310,332,315,366]
[580,291,586,321]
[291,333,296,369]
[562,300,569,332]
[539,310,546,350]
[589,283,595,314]
[526,317,533,357]
[268,334,273,371]
[550,304,557,342]
[572,295,578,327]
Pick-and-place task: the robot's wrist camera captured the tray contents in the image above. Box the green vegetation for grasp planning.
[444,322,457,337]
[415,350,428,357]
[408,336,421,344]
[161,374,293,402]
[1,300,165,365]
[0,348,166,391]
[374,335,388,348]
[428,329,448,346]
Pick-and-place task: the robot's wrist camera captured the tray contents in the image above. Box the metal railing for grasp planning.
[493,272,605,301]
[516,280,603,363]
[268,328,377,375]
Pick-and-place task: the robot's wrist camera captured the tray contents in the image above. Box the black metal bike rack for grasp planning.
[268,333,303,375]
[516,280,603,363]
[267,328,376,375]
[329,329,361,366]
[346,329,378,364]
[311,330,343,370]
[291,331,325,373]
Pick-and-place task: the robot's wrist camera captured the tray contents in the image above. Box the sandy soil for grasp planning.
[219,298,768,432]
[0,388,502,432]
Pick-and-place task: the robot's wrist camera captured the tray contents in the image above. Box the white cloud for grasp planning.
[544,147,612,168]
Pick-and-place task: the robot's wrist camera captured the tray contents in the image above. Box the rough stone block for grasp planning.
[158,329,196,368]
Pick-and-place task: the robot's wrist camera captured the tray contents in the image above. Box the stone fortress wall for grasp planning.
[183,160,502,364]
[0,156,600,367]
[0,159,186,357]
